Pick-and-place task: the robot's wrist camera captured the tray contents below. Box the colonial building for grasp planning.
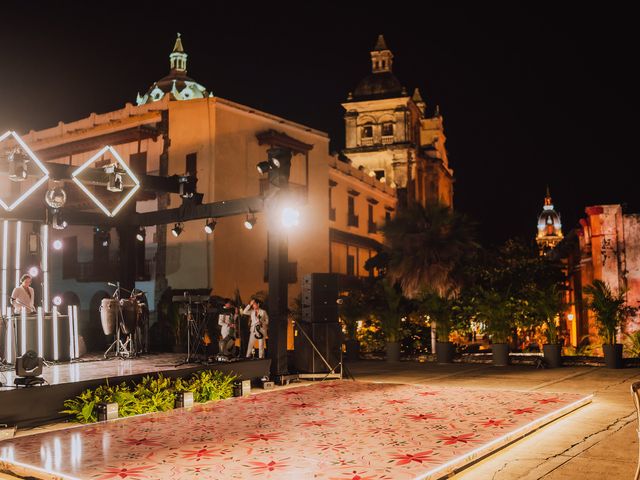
[1,35,398,350]
[559,204,640,346]
[342,35,454,208]
[536,187,563,254]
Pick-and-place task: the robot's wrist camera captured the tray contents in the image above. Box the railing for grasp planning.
[347,214,359,228]
[360,137,374,146]
[368,221,378,234]
[381,135,394,145]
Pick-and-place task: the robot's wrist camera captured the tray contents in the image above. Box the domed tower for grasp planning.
[136,33,210,105]
[536,187,563,254]
[341,35,454,208]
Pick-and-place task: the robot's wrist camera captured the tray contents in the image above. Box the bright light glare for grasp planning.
[28,266,39,277]
[53,295,62,306]
[281,207,300,228]
[53,239,63,250]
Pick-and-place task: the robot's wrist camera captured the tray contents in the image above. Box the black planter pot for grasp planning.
[436,341,455,364]
[386,341,400,362]
[345,339,360,362]
[543,344,563,368]
[492,343,510,366]
[603,343,624,369]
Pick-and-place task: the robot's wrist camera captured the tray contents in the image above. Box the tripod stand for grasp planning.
[175,294,206,365]
[293,319,354,381]
[104,282,133,359]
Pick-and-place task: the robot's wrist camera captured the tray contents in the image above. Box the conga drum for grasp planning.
[100,298,118,335]
[120,299,138,335]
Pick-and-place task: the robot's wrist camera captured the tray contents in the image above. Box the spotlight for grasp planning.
[51,209,67,230]
[14,350,45,387]
[104,164,124,192]
[256,161,271,175]
[136,226,146,242]
[281,207,300,228]
[256,157,282,174]
[244,214,257,230]
[171,223,183,237]
[45,184,67,209]
[204,219,216,234]
[178,175,194,198]
[52,239,63,250]
[52,295,62,306]
[28,266,39,277]
[7,147,29,182]
[94,227,110,247]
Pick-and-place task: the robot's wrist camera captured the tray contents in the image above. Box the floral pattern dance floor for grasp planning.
[0,381,591,480]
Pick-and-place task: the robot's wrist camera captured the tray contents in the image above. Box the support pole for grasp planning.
[266,147,292,377]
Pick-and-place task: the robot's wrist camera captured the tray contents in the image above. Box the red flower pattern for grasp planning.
[248,459,290,474]
[511,407,537,415]
[120,438,164,447]
[390,450,437,465]
[245,432,284,443]
[404,412,444,421]
[96,465,155,479]
[437,433,479,445]
[536,397,561,404]
[478,419,512,428]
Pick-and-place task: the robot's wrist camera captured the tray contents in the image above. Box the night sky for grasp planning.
[1,4,636,245]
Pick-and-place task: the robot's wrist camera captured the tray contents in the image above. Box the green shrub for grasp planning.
[61,370,236,423]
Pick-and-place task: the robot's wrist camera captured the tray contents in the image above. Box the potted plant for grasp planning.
[374,279,406,362]
[420,291,455,363]
[584,280,638,369]
[478,289,514,366]
[338,287,367,361]
[533,285,565,368]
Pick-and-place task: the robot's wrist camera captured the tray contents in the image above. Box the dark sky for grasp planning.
[1,4,636,245]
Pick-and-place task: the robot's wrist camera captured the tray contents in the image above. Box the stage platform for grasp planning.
[0,381,591,480]
[0,353,270,428]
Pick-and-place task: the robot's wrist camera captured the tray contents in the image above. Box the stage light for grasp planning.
[281,207,300,228]
[0,131,50,212]
[178,175,194,198]
[204,219,216,234]
[7,147,29,182]
[256,156,281,175]
[71,145,140,217]
[45,184,67,209]
[104,164,124,192]
[171,223,183,237]
[14,350,45,387]
[136,226,146,242]
[52,239,63,250]
[51,209,67,230]
[244,214,257,230]
[53,295,62,306]
[28,266,39,277]
[256,161,271,174]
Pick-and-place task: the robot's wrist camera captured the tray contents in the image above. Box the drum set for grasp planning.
[100,282,149,359]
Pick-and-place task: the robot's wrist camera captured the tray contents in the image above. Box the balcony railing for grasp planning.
[360,137,374,146]
[368,221,378,234]
[347,214,359,228]
[381,135,394,145]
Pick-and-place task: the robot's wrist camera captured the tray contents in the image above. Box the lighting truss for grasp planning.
[71,145,140,217]
[0,131,50,212]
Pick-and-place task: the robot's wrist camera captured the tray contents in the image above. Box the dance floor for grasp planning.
[0,381,591,480]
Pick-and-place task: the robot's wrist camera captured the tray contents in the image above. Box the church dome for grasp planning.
[347,35,406,101]
[536,187,563,253]
[353,71,405,100]
[136,34,210,106]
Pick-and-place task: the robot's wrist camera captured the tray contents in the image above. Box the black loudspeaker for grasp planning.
[302,273,339,323]
[294,322,342,373]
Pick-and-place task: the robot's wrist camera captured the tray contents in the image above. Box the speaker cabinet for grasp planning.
[294,322,342,373]
[301,273,339,323]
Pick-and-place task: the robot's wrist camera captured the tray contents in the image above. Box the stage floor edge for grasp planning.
[0,353,270,428]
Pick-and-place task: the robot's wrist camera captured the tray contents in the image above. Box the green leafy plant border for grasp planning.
[61,370,236,424]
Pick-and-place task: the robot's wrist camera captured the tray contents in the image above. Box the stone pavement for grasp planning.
[346,360,639,479]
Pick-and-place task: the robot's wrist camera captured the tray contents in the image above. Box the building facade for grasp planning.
[342,35,454,208]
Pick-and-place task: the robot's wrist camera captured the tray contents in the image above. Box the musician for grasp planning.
[11,274,36,315]
[242,299,268,359]
[218,299,238,356]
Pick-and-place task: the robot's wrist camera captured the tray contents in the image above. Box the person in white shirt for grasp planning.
[242,299,268,359]
[218,299,238,356]
[11,274,36,315]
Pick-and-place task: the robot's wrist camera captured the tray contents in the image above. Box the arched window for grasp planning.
[381,122,394,137]
[362,124,373,138]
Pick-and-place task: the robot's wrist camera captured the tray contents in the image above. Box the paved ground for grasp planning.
[346,360,639,479]
[3,359,638,479]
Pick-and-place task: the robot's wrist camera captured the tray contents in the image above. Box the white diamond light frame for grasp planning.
[71,145,140,217]
[0,131,50,212]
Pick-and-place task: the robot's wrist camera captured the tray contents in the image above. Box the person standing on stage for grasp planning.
[243,299,268,359]
[218,298,238,356]
[11,274,36,314]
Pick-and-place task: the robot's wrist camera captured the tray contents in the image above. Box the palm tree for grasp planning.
[382,202,478,299]
[584,279,637,345]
